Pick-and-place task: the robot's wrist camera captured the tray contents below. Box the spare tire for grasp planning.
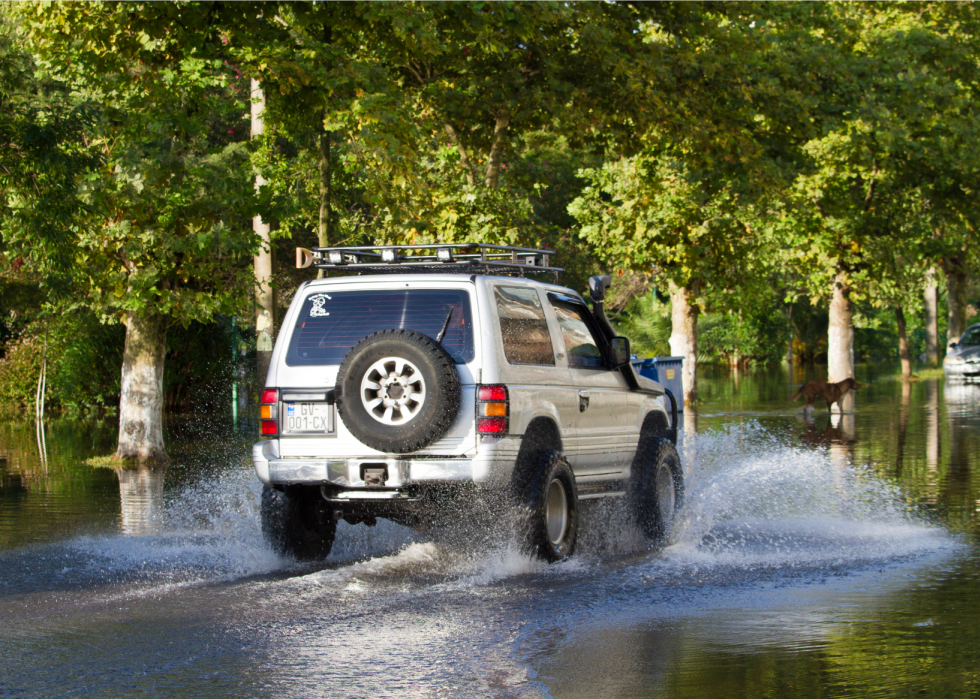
[335,329,461,453]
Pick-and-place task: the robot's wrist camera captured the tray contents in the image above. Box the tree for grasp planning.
[776,3,980,396]
[569,3,834,403]
[17,2,259,461]
[0,7,100,294]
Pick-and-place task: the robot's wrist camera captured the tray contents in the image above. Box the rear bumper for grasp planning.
[252,439,512,488]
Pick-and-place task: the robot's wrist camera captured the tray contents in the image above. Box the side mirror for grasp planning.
[949,342,958,349]
[608,336,631,368]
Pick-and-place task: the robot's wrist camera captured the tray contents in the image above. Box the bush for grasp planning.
[0,330,44,411]
[0,313,124,413]
[0,312,247,415]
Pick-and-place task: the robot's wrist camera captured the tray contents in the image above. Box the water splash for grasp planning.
[10,420,953,600]
[664,422,952,570]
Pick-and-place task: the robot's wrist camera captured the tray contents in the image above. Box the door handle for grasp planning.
[578,390,590,412]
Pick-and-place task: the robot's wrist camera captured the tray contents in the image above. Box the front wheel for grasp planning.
[261,485,336,561]
[514,450,578,562]
[630,437,684,543]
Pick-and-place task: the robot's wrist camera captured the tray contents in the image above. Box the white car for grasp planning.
[944,323,980,380]
[253,244,681,562]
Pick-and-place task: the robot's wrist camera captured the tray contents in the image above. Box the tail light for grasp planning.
[260,389,278,436]
[477,385,509,435]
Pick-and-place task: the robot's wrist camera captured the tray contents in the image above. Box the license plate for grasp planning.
[283,402,335,434]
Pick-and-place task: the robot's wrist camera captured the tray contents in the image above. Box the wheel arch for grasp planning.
[518,415,563,455]
[629,409,673,478]
[511,415,564,492]
[641,409,670,442]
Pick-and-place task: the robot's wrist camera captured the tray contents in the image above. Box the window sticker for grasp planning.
[309,293,332,318]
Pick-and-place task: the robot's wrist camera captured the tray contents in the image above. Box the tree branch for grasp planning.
[862,157,877,212]
[484,110,510,189]
[443,122,477,186]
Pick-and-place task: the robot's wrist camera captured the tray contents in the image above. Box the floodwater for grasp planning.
[1,365,978,698]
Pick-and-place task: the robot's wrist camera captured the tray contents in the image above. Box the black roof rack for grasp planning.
[295,243,562,278]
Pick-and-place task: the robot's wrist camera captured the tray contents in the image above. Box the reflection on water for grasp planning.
[0,366,978,698]
[115,466,166,535]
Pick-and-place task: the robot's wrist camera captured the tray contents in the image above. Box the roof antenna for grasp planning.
[435,307,454,344]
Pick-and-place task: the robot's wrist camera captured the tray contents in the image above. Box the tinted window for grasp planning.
[549,297,604,368]
[286,289,473,366]
[494,286,555,366]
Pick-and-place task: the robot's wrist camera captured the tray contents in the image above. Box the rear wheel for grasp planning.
[630,437,683,543]
[261,485,336,561]
[514,450,578,562]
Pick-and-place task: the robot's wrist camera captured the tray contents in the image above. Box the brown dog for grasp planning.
[790,378,861,414]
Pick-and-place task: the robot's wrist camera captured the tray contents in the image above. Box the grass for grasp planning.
[878,367,946,383]
[84,454,135,469]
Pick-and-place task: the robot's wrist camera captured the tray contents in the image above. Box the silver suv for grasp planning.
[253,244,681,562]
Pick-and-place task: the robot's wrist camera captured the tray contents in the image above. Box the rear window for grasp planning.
[286,289,474,366]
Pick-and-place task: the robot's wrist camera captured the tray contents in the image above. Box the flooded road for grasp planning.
[1,366,978,697]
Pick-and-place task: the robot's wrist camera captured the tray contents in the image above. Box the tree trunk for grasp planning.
[827,272,855,412]
[668,282,699,405]
[115,312,168,463]
[924,267,939,367]
[730,347,740,369]
[318,117,331,248]
[251,79,275,380]
[484,111,510,189]
[895,305,912,380]
[945,255,968,345]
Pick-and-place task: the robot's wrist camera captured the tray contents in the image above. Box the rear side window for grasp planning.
[286,289,474,366]
[494,286,556,366]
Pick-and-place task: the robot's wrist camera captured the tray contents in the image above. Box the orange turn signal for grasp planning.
[481,402,507,417]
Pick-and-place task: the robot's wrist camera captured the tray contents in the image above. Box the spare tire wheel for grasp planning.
[335,329,461,453]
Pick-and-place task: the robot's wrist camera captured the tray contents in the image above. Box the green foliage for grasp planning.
[0,311,242,414]
[772,4,980,305]
[698,294,792,366]
[0,275,44,352]
[0,314,123,413]
[616,288,792,367]
[614,293,672,359]
[0,7,101,292]
[790,300,830,364]
[4,1,980,410]
[12,1,261,325]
